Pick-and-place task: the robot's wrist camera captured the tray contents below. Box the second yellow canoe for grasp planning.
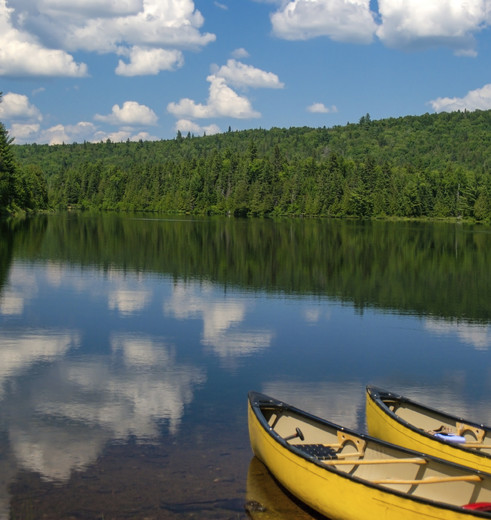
[366,385,491,473]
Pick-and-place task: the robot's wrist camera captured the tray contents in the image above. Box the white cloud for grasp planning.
[37,0,143,18]
[307,102,338,113]
[168,75,261,119]
[2,0,214,77]
[116,46,184,76]
[61,0,215,53]
[9,124,41,142]
[34,122,99,145]
[376,0,489,55]
[10,120,160,145]
[268,0,491,55]
[214,59,284,89]
[0,92,42,121]
[270,0,377,43]
[175,119,221,136]
[231,47,250,59]
[429,84,491,112]
[167,58,283,124]
[94,101,158,126]
[0,0,88,77]
[39,124,70,145]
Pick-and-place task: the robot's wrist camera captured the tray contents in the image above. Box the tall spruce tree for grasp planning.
[0,93,17,213]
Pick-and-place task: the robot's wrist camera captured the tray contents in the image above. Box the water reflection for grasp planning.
[164,281,274,364]
[7,214,491,322]
[0,330,80,399]
[425,317,491,351]
[0,263,37,316]
[246,457,326,520]
[0,215,490,519]
[261,381,364,431]
[2,335,206,483]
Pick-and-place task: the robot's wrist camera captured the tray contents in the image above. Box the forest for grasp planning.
[2,103,491,220]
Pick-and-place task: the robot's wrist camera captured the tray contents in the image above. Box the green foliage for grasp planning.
[0,93,48,214]
[10,108,491,220]
[0,120,16,212]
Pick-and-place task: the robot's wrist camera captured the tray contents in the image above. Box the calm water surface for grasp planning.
[0,214,491,519]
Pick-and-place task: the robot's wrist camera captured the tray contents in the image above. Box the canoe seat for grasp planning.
[293,444,338,460]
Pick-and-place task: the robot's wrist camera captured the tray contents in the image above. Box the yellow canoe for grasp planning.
[248,391,491,520]
[366,386,491,473]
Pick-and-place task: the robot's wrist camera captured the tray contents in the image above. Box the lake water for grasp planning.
[1,214,491,519]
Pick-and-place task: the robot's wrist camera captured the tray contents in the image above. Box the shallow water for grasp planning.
[0,214,490,519]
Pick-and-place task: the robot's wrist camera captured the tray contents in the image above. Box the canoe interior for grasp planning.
[257,400,491,508]
[381,395,489,445]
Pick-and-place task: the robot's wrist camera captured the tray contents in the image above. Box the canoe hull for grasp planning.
[248,392,490,520]
[366,386,491,474]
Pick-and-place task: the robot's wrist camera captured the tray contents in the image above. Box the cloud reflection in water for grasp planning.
[0,330,205,482]
[425,317,491,350]
[164,281,274,364]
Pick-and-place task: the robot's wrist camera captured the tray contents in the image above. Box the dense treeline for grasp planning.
[8,108,491,220]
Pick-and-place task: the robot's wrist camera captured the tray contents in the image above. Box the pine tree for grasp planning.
[0,93,17,213]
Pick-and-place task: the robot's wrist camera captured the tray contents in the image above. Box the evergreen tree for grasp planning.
[0,93,17,213]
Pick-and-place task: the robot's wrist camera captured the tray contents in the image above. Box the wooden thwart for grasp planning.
[322,457,427,466]
[373,475,483,485]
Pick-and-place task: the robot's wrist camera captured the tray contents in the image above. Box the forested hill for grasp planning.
[10,109,491,219]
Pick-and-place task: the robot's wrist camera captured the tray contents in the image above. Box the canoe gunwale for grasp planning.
[366,385,491,459]
[248,391,491,518]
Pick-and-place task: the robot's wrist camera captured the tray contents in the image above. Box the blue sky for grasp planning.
[1,0,491,144]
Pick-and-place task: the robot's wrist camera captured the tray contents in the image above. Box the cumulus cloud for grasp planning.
[168,75,261,119]
[376,0,489,56]
[9,123,41,142]
[8,121,97,145]
[213,59,284,89]
[429,84,491,113]
[2,0,214,76]
[0,92,42,121]
[175,119,221,136]
[8,118,159,145]
[0,0,88,77]
[270,0,377,43]
[94,101,158,126]
[307,102,338,113]
[231,47,250,59]
[61,0,215,53]
[116,47,184,76]
[91,128,159,144]
[167,58,284,123]
[268,0,491,55]
[37,0,143,18]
